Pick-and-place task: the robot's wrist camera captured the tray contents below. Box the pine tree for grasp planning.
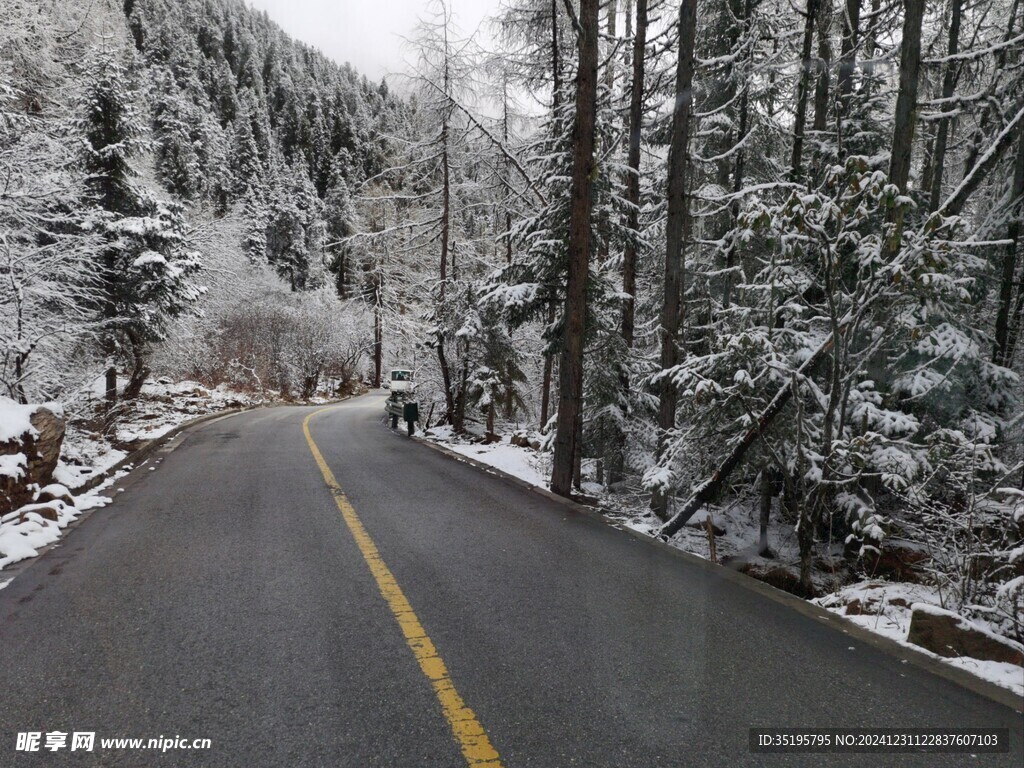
[78,44,203,406]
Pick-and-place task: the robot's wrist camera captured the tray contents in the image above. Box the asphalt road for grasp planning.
[1,393,1021,767]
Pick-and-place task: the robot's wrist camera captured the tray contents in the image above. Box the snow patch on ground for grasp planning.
[814,581,1024,698]
[422,422,1023,700]
[55,439,127,490]
[0,485,113,571]
[0,452,28,481]
[58,378,257,490]
[423,427,551,488]
[0,398,39,442]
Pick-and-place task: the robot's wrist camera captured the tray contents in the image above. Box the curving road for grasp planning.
[0,392,1021,767]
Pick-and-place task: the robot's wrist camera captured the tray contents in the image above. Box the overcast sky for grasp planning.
[245,0,503,82]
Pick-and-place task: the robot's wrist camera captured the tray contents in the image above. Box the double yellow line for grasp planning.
[303,408,503,767]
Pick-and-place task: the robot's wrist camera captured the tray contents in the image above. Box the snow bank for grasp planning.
[423,429,550,488]
[0,398,38,442]
[0,488,111,571]
[814,581,1024,698]
[0,398,64,443]
[61,377,256,489]
[0,453,27,481]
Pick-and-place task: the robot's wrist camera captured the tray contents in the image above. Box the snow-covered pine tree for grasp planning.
[0,12,102,403]
[78,43,204,405]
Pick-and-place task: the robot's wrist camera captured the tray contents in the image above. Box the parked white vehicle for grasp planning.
[389,369,414,393]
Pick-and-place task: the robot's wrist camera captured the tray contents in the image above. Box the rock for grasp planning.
[19,501,62,523]
[511,432,543,451]
[0,453,29,514]
[741,564,814,598]
[36,484,75,507]
[861,538,929,582]
[27,406,65,482]
[843,594,909,615]
[0,403,65,515]
[907,605,1024,666]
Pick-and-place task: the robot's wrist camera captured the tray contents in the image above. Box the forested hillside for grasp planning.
[124,0,405,289]
[2,0,396,412]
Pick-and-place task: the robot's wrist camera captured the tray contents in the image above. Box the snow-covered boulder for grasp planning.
[0,398,66,515]
[907,604,1024,666]
[36,483,76,507]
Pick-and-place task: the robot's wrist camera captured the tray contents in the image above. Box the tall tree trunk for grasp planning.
[872,0,925,416]
[624,0,633,67]
[540,0,562,431]
[373,278,382,389]
[836,0,860,104]
[551,0,599,498]
[790,0,821,180]
[610,0,647,484]
[573,409,583,490]
[621,0,646,349]
[862,0,881,93]
[540,301,556,429]
[881,0,925,261]
[811,0,833,137]
[711,0,745,261]
[958,0,1020,190]
[758,471,774,556]
[1005,264,1024,366]
[651,0,698,519]
[437,26,456,427]
[605,0,618,92]
[551,0,561,106]
[502,80,516,419]
[454,347,468,433]
[835,0,860,154]
[993,120,1024,366]
[104,245,118,408]
[926,0,963,213]
[122,329,150,400]
[722,0,754,309]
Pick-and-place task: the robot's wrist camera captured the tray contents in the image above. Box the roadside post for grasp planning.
[403,401,418,436]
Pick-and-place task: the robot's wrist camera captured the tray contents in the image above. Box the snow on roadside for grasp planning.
[423,426,551,488]
[0,398,42,442]
[2,376,344,576]
[420,424,1024,699]
[813,581,1024,698]
[55,439,127,490]
[58,378,257,490]
[0,479,117,571]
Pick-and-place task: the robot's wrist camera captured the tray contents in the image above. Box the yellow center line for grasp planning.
[302,408,504,768]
